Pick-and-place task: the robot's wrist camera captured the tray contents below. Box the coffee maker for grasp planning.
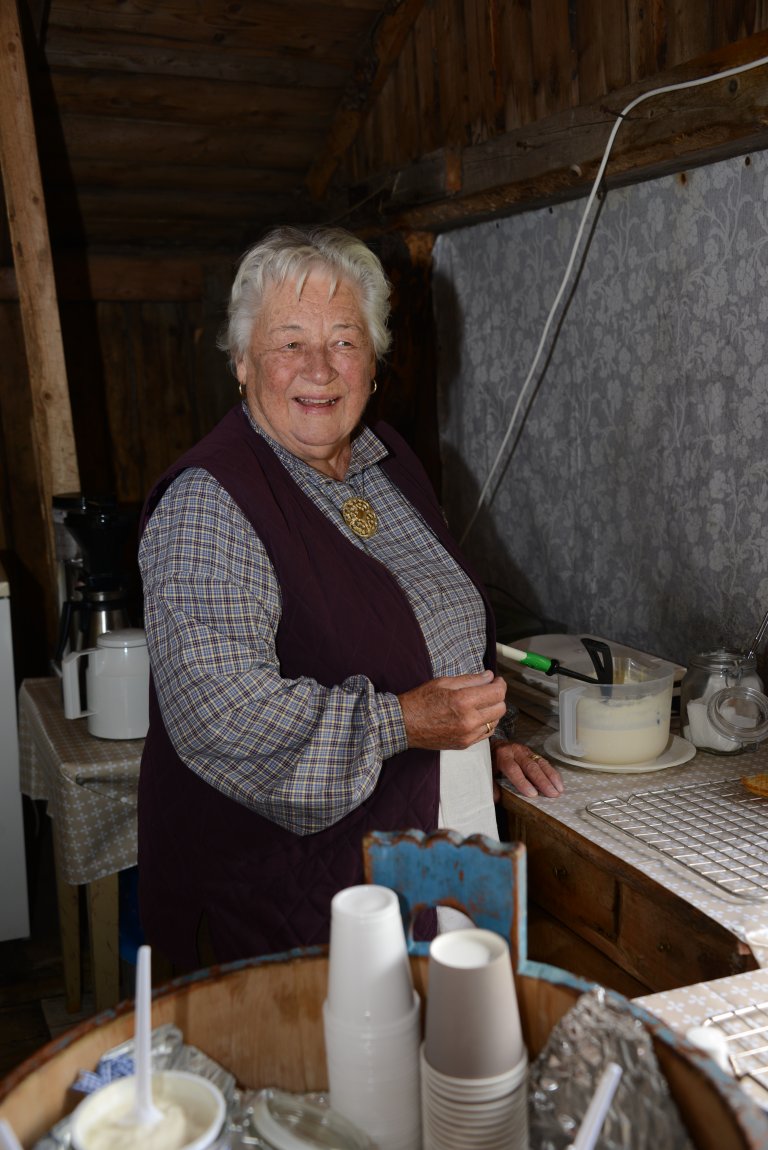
[52,494,140,669]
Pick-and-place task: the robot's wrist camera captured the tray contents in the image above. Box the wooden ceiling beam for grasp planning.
[43,32,354,87]
[354,30,768,233]
[45,188,317,227]
[307,0,428,200]
[0,255,204,301]
[51,115,319,167]
[49,71,339,127]
[46,1,382,57]
[58,159,300,195]
[43,214,289,250]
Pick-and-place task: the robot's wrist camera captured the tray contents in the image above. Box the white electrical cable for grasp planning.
[459,49,768,546]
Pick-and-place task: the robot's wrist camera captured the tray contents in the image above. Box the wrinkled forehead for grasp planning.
[268,259,346,303]
[259,267,367,324]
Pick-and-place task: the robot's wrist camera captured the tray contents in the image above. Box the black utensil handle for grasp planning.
[581,637,614,685]
[544,658,600,685]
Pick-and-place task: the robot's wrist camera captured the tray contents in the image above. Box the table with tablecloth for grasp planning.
[18,676,143,1013]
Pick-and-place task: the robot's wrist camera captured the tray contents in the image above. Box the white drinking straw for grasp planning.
[570,1061,623,1150]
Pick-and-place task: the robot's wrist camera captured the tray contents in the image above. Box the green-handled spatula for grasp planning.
[497,639,612,685]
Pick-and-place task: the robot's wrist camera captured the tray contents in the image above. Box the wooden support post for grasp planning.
[86,873,121,1013]
[52,836,82,1014]
[0,0,80,621]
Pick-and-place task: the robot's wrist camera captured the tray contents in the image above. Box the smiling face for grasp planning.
[236,269,376,479]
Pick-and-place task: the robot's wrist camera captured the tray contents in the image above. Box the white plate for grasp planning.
[542,732,696,774]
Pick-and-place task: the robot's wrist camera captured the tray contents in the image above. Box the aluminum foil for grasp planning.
[528,987,694,1150]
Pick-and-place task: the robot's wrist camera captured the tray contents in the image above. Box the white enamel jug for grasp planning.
[62,627,149,740]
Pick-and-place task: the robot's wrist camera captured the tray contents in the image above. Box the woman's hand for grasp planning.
[492,741,564,799]
[398,669,508,750]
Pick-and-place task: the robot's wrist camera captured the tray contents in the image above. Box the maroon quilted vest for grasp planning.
[137,405,495,967]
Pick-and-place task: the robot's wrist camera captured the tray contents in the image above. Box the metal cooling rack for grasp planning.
[704,1001,768,1091]
[585,777,768,901]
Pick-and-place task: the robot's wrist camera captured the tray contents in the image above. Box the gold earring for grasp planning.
[239,380,247,398]
[371,379,377,395]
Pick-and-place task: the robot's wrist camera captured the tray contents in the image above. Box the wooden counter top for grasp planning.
[500,715,767,997]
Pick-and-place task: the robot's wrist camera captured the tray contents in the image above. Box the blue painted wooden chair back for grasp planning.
[362,828,527,968]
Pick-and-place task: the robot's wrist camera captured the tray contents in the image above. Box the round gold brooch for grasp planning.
[341,496,378,539]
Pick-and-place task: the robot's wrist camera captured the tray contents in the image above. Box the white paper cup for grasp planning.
[70,1070,226,1150]
[329,1056,421,1150]
[327,885,414,1026]
[324,984,422,1150]
[420,1045,528,1100]
[421,1061,529,1150]
[325,995,421,1080]
[424,929,524,1080]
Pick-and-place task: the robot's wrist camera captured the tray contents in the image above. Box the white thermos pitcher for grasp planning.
[62,627,149,739]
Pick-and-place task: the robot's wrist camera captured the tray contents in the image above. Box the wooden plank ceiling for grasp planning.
[17,0,422,253]
[7,1,768,260]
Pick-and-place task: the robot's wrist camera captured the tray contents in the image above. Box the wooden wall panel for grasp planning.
[463,0,495,143]
[435,0,468,146]
[626,0,668,82]
[666,3,714,64]
[340,0,768,200]
[530,0,577,121]
[394,33,421,162]
[93,301,205,506]
[377,71,400,171]
[414,2,439,147]
[0,280,233,677]
[501,0,536,131]
[576,0,631,105]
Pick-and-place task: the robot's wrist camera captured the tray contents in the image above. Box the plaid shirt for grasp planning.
[139,412,503,834]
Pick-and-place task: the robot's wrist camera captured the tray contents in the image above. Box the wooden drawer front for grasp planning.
[511,814,756,994]
[618,884,755,991]
[522,826,617,939]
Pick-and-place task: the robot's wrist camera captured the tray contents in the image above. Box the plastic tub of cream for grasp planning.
[70,1070,226,1150]
[559,655,675,765]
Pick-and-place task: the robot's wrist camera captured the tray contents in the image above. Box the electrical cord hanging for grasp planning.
[459,49,768,546]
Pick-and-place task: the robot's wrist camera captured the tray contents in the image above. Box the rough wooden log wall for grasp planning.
[341,0,768,229]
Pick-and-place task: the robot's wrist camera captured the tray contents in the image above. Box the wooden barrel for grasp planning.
[0,950,766,1149]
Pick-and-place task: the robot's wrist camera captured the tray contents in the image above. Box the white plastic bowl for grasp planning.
[69,1069,226,1150]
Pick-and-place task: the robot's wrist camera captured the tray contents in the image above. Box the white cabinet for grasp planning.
[0,563,29,939]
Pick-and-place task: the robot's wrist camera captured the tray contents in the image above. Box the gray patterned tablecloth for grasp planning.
[19,677,143,885]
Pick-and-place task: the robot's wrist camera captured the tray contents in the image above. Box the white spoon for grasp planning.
[128,944,163,1127]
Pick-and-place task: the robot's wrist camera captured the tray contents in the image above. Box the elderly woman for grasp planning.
[138,225,562,971]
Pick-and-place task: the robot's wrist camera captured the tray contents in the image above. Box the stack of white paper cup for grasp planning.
[323,885,422,1150]
[421,929,528,1150]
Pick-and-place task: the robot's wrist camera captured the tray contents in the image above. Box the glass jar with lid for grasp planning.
[680,649,768,754]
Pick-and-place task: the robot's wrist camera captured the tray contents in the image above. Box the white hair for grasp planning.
[218,225,393,369]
